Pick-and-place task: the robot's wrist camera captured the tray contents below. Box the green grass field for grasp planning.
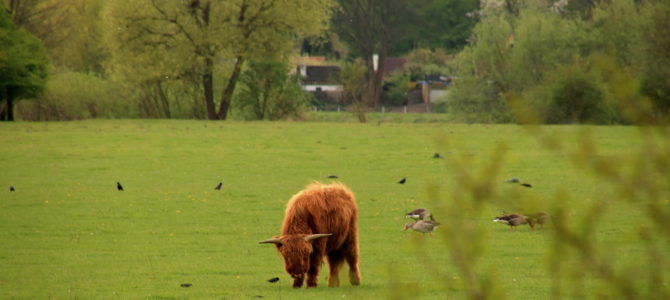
[0,119,664,299]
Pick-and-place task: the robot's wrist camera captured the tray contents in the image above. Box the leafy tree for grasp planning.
[635,0,670,119]
[448,2,649,124]
[332,0,413,107]
[340,59,368,122]
[546,64,606,124]
[393,0,479,54]
[3,0,106,73]
[3,0,72,51]
[105,0,333,120]
[235,59,309,120]
[0,7,48,121]
[404,48,453,80]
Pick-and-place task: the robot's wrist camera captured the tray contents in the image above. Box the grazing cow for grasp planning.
[259,182,361,288]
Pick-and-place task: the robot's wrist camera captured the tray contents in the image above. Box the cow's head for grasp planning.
[259,233,332,286]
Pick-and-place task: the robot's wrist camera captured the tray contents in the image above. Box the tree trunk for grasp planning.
[0,88,6,121]
[7,88,15,121]
[156,81,171,118]
[203,56,217,120]
[217,56,245,120]
[0,101,5,121]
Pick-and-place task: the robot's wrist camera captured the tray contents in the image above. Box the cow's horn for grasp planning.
[304,233,333,241]
[258,237,282,245]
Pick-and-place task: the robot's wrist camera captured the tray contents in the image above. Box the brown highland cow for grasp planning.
[259,182,361,288]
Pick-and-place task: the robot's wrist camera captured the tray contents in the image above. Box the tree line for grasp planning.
[1,0,668,123]
[448,0,670,124]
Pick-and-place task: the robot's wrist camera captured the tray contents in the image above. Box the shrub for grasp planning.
[16,71,136,120]
[235,59,310,120]
[635,0,670,119]
[340,59,368,122]
[545,66,606,124]
[382,73,411,106]
[446,77,512,123]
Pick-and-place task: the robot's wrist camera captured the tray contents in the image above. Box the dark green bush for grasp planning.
[545,67,605,124]
[16,71,136,120]
[235,59,310,120]
[446,77,512,123]
[382,73,411,106]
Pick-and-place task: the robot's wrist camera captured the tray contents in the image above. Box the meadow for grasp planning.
[0,117,665,299]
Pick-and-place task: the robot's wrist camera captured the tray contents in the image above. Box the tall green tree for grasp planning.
[393,0,479,54]
[105,0,332,120]
[0,7,48,121]
[332,0,413,107]
[236,59,309,120]
[635,0,670,118]
[2,0,104,72]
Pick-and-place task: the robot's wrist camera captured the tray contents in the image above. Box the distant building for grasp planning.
[297,64,342,92]
[296,56,411,109]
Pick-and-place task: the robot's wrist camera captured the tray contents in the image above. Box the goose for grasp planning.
[492,213,529,230]
[403,220,440,235]
[527,212,550,230]
[405,208,435,221]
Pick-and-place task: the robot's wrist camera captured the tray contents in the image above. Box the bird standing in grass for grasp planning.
[493,213,529,230]
[405,208,435,221]
[10,186,15,192]
[404,220,440,236]
[215,182,222,190]
[116,182,124,191]
[504,177,520,183]
[398,178,406,184]
[526,212,550,230]
[267,277,280,283]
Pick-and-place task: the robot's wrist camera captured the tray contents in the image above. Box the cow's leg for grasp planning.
[306,251,323,288]
[292,275,304,288]
[344,245,361,286]
[327,251,344,287]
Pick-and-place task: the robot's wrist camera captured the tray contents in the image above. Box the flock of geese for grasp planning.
[403,208,550,236]
[403,177,550,235]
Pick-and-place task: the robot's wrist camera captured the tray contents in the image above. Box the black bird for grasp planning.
[215,182,222,190]
[398,178,406,184]
[9,186,15,192]
[116,182,124,191]
[433,153,443,159]
[327,175,338,179]
[504,177,520,183]
[180,283,192,288]
[521,183,532,188]
[267,277,280,283]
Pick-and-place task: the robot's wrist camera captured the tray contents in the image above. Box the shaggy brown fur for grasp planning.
[260,182,361,288]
